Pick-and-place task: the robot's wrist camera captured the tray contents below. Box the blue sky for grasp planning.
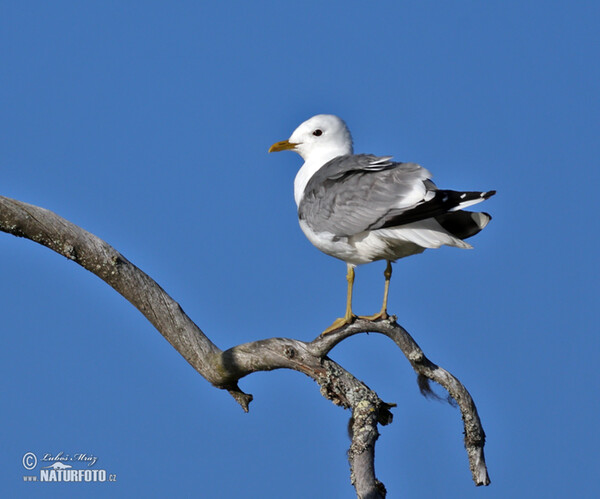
[1,1,598,498]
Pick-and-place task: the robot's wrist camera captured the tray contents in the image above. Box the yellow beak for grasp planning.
[268,140,298,153]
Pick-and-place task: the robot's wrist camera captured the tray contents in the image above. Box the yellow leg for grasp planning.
[322,264,357,335]
[361,261,392,321]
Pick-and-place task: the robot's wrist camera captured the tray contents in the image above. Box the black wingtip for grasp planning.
[483,190,497,199]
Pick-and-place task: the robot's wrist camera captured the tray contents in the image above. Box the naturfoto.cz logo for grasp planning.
[22,451,116,483]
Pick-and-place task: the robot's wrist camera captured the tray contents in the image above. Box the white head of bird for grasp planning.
[269,114,354,206]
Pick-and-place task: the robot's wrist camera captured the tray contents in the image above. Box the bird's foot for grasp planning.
[321,314,357,335]
[359,310,389,322]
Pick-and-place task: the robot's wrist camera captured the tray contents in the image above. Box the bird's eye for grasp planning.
[313,129,323,136]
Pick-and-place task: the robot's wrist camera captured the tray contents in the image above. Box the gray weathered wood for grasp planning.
[0,194,490,494]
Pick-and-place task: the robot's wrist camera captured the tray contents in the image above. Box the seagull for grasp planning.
[269,114,495,334]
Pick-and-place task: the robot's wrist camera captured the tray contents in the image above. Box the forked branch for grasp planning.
[0,195,490,496]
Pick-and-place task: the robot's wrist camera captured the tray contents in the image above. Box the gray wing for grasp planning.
[298,154,434,237]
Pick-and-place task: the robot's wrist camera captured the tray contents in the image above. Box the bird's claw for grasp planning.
[359,310,389,321]
[321,314,357,335]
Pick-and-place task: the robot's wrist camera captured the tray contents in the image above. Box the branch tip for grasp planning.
[377,401,396,426]
[227,386,253,412]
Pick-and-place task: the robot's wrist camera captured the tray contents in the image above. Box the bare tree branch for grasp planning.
[0,194,490,495]
[309,319,490,486]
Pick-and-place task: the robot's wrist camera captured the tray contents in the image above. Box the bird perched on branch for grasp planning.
[269,114,495,334]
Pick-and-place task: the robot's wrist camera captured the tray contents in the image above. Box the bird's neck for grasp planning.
[294,158,323,207]
[294,146,351,207]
